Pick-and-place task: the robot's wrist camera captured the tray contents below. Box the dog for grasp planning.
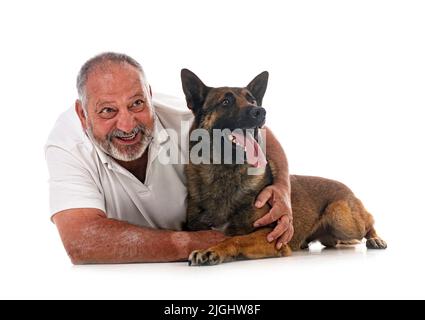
[181,69,387,266]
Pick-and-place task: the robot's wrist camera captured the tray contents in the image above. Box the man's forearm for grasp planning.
[253,127,294,244]
[55,211,226,264]
[264,127,291,192]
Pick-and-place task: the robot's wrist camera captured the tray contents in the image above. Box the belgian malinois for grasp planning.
[181,69,387,266]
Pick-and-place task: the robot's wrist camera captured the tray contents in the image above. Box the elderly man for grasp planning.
[46,52,293,264]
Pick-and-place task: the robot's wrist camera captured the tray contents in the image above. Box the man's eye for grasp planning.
[133,99,143,106]
[98,107,117,119]
[131,99,145,110]
[100,107,115,114]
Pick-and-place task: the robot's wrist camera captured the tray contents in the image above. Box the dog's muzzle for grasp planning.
[247,107,266,126]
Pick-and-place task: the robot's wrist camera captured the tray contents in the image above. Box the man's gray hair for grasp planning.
[76,52,146,107]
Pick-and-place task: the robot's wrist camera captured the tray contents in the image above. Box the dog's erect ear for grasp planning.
[181,69,210,112]
[247,71,269,106]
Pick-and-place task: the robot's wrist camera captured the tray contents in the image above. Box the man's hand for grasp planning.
[253,184,293,249]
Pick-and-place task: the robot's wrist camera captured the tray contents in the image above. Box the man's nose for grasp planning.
[116,110,136,133]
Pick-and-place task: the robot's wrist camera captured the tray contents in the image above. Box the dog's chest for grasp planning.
[198,164,270,213]
[185,163,273,234]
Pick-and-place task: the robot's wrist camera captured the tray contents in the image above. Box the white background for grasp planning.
[0,0,424,300]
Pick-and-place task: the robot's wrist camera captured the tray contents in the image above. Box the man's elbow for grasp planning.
[64,241,91,265]
[53,209,107,265]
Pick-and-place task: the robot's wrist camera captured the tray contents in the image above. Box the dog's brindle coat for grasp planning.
[181,69,387,266]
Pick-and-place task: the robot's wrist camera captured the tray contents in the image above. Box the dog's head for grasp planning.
[181,69,268,131]
[181,69,269,167]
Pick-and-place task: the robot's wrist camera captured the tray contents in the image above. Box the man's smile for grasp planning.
[113,131,142,145]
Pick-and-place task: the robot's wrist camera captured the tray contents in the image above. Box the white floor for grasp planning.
[1,225,423,300]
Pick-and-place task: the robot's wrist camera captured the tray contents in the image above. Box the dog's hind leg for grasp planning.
[188,228,291,266]
[321,199,387,249]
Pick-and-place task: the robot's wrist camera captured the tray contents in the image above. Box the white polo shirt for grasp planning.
[45,93,193,231]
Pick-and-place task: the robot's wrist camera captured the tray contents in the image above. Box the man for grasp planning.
[46,52,293,264]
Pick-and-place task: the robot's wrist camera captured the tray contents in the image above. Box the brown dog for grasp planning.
[181,69,387,266]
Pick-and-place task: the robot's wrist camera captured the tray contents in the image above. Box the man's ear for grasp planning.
[181,69,210,113]
[247,71,269,106]
[75,99,88,131]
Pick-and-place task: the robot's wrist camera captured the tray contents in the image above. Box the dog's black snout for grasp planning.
[249,107,266,120]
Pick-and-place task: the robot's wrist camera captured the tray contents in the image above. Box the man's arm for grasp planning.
[253,126,294,249]
[53,208,228,265]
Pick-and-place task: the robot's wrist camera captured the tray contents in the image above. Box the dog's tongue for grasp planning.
[232,132,267,168]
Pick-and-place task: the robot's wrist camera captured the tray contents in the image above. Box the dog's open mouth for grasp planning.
[226,129,267,168]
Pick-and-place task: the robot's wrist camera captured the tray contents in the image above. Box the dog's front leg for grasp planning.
[188,228,292,266]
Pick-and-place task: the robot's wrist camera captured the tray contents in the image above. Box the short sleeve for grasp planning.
[45,145,105,219]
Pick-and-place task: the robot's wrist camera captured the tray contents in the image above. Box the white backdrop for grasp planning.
[1,0,424,299]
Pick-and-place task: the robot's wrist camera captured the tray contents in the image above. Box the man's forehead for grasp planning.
[87,63,143,84]
[85,63,147,98]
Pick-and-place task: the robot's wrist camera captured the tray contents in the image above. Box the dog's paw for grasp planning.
[366,237,387,249]
[188,249,223,266]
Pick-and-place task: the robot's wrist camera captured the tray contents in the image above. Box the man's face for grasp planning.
[76,62,155,162]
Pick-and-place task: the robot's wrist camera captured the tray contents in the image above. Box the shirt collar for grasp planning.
[152,114,170,146]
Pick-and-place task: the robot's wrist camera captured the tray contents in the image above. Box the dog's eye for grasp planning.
[246,94,256,104]
[222,99,230,106]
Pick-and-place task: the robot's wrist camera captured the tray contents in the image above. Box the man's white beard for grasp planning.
[86,121,154,162]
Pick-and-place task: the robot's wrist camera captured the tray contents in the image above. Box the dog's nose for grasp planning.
[249,107,266,120]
